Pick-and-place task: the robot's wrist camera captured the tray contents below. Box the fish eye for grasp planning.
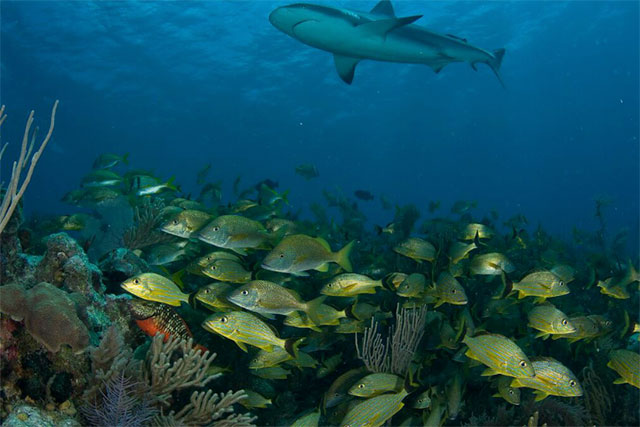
[172,219,178,225]
[220,316,228,323]
[562,319,568,326]
[569,380,576,387]
[204,289,210,294]
[213,226,220,232]
[519,360,527,367]
[279,253,285,258]
[451,289,457,293]
[508,390,514,395]
[358,384,365,389]
[211,265,217,270]
[241,290,249,295]
[559,281,564,286]
[133,279,140,284]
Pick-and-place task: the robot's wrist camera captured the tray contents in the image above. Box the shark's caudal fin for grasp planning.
[487,48,506,88]
[370,0,396,17]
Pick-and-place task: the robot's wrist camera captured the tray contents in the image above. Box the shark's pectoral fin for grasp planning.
[370,0,396,17]
[333,55,360,85]
[431,64,445,74]
[357,15,422,39]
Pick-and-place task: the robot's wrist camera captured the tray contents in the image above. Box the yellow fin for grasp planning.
[335,240,355,272]
[314,237,332,251]
[314,263,329,272]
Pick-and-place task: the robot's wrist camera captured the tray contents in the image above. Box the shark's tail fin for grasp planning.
[488,48,506,88]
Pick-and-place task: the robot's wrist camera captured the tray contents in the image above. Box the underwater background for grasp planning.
[1,1,639,426]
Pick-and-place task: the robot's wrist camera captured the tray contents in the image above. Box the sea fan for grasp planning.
[81,370,157,427]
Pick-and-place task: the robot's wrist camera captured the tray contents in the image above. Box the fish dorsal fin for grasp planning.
[370,0,396,17]
[314,236,332,252]
[333,55,360,85]
[357,15,422,38]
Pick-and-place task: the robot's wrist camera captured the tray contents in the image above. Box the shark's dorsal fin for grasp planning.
[357,15,422,38]
[370,0,396,17]
[333,54,360,85]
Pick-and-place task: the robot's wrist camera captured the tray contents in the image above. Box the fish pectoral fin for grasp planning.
[481,367,499,376]
[357,15,422,38]
[230,247,248,256]
[333,55,360,85]
[314,263,330,273]
[533,391,548,402]
[534,332,550,339]
[613,378,627,384]
[235,341,248,352]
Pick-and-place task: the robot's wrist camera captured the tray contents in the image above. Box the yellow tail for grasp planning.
[335,240,355,272]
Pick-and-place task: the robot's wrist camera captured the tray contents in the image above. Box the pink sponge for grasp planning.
[0,282,89,353]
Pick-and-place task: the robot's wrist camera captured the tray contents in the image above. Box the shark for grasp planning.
[269,0,505,85]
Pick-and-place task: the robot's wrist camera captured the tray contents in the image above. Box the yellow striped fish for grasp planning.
[121,273,189,306]
[511,270,569,302]
[202,259,252,283]
[469,253,515,275]
[428,271,468,307]
[510,357,583,401]
[393,237,436,263]
[348,373,404,398]
[607,349,640,389]
[448,241,477,264]
[284,304,347,331]
[396,273,426,298]
[462,333,535,378]
[290,411,321,427]
[493,375,520,405]
[202,311,300,356]
[527,304,575,339]
[194,282,236,311]
[551,315,602,343]
[321,273,383,297]
[340,389,409,427]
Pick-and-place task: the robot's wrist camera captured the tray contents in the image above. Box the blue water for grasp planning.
[1,0,638,250]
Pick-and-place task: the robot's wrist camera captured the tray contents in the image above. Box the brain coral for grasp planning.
[0,282,89,353]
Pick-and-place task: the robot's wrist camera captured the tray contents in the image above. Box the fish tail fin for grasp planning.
[499,270,513,298]
[285,337,303,359]
[487,48,506,88]
[305,296,327,326]
[335,240,355,272]
[281,190,290,205]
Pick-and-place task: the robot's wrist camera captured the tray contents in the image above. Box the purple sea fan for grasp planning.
[81,370,157,427]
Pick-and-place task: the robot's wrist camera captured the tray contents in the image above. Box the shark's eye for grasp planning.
[569,380,576,387]
[562,319,568,326]
[519,360,527,367]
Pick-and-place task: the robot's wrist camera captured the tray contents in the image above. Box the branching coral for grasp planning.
[81,370,158,427]
[83,331,255,427]
[580,361,613,425]
[123,197,173,250]
[0,101,59,234]
[144,334,219,405]
[355,304,427,376]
